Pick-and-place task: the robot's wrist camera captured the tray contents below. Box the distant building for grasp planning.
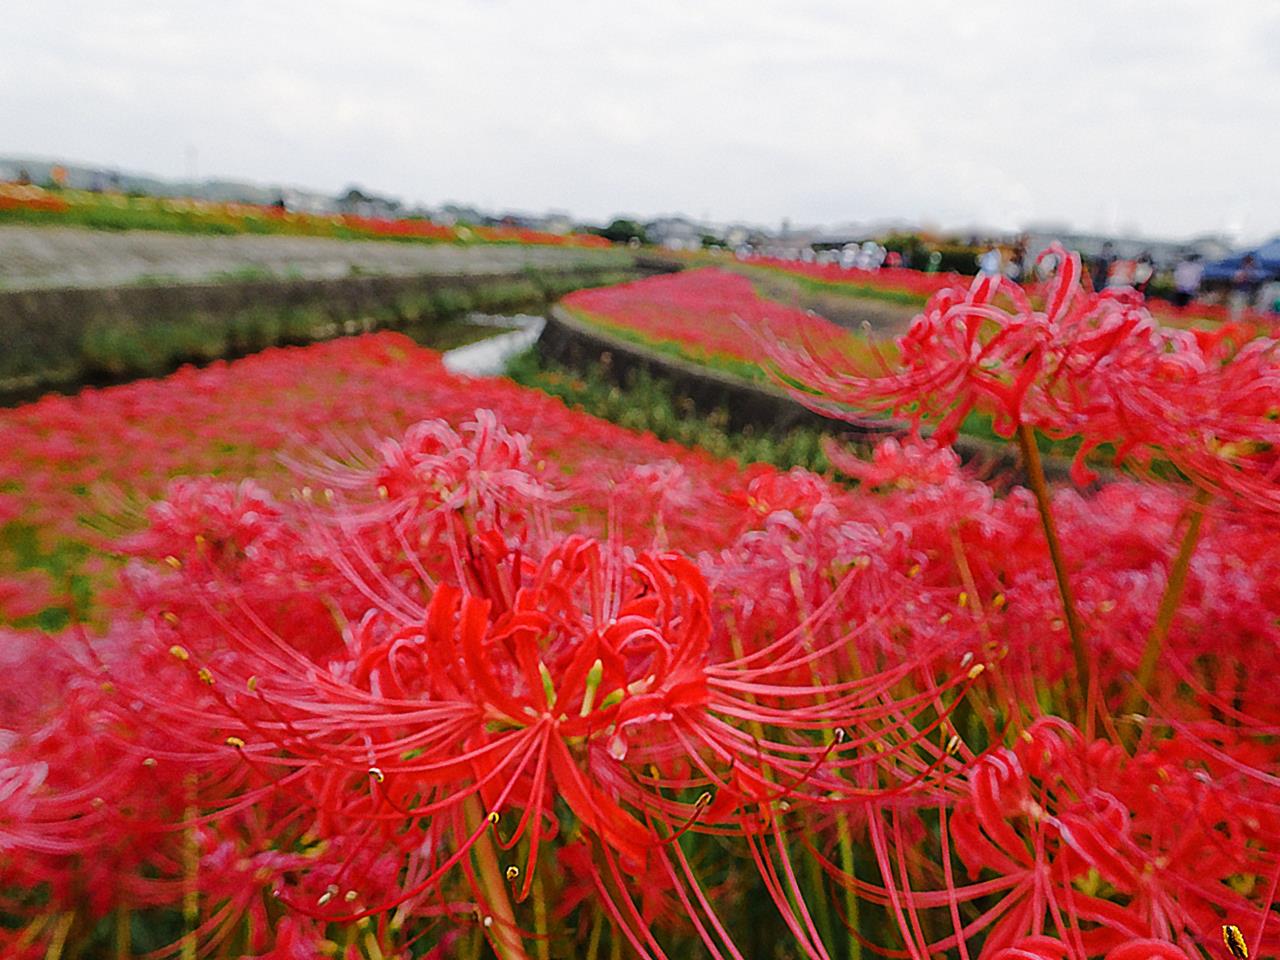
[494,211,575,235]
[645,216,703,250]
[1022,228,1232,272]
[336,187,402,220]
[434,204,487,226]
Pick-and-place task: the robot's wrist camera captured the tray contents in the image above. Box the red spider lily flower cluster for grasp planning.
[2,259,1280,960]
[858,718,1279,958]
[2,409,977,959]
[743,255,1280,336]
[562,267,863,374]
[770,246,1280,503]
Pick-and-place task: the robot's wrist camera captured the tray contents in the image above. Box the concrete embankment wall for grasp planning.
[537,306,1079,482]
[538,305,893,438]
[0,261,651,403]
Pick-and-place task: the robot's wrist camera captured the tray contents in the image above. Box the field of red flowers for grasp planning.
[0,182,611,249]
[561,267,877,381]
[2,251,1279,960]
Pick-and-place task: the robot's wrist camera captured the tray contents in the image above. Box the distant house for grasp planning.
[495,211,574,235]
[279,189,337,215]
[645,217,703,250]
[336,187,402,220]
[1022,230,1232,272]
[436,204,487,226]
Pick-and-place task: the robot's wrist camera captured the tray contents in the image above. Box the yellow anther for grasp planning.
[486,811,500,825]
[197,667,215,686]
[344,890,358,902]
[958,592,968,608]
[368,767,385,783]
[376,484,389,499]
[142,757,157,767]
[695,791,712,807]
[946,735,962,756]
[247,675,259,692]
[194,534,206,546]
[992,593,1006,609]
[317,883,339,906]
[162,611,179,625]
[164,555,182,569]
[908,563,921,578]
[1223,924,1248,960]
[226,736,246,749]
[967,663,986,680]
[505,865,520,881]
[169,645,189,661]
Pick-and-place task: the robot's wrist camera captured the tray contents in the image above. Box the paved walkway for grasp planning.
[0,225,626,290]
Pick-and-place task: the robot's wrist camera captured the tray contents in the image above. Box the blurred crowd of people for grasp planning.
[970,239,1279,318]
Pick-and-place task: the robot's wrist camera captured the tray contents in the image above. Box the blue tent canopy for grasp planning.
[1203,237,1280,283]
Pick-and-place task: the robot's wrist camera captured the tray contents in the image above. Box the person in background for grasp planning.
[1133,251,1155,295]
[1257,277,1280,315]
[978,244,1002,277]
[1172,254,1203,309]
[1007,236,1028,283]
[1091,241,1115,291]
[1231,254,1265,318]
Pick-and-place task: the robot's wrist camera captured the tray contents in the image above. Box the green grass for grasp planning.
[506,349,838,473]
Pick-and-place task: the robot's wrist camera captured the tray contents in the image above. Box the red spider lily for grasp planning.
[854,718,1279,960]
[6,312,1280,959]
[988,935,1196,960]
[0,569,56,622]
[769,246,1280,505]
[81,413,982,959]
[0,332,760,601]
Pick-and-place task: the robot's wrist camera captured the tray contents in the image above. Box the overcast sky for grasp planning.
[3,1,1278,240]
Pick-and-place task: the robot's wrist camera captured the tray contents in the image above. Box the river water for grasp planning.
[441,313,545,376]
